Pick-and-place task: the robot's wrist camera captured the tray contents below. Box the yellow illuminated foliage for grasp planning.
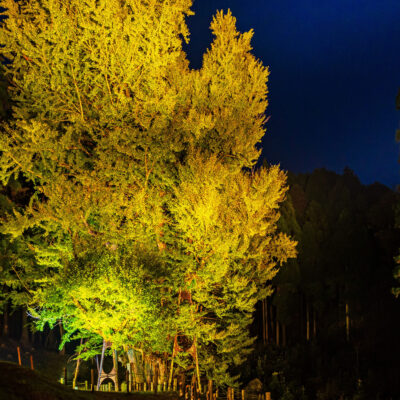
[0,0,296,385]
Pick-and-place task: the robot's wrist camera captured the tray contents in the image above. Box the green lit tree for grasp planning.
[0,0,296,385]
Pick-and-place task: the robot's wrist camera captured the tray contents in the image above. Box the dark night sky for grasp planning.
[184,0,400,189]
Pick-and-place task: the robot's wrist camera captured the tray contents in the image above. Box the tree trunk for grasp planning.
[193,339,201,393]
[265,298,269,343]
[299,291,303,340]
[262,299,266,344]
[144,354,151,385]
[207,379,213,400]
[72,338,83,389]
[282,323,286,347]
[59,323,65,355]
[2,302,9,337]
[97,340,106,391]
[129,350,143,383]
[191,373,197,400]
[113,349,119,391]
[168,335,178,389]
[21,307,30,345]
[345,303,350,342]
[45,328,56,349]
[306,300,310,341]
[313,309,317,338]
[270,303,275,344]
[126,362,132,392]
[91,358,95,392]
[159,357,166,385]
[153,361,159,393]
[276,320,280,346]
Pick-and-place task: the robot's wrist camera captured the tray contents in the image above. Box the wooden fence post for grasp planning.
[17,346,22,366]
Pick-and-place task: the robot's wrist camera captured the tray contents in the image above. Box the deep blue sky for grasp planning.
[185,0,400,189]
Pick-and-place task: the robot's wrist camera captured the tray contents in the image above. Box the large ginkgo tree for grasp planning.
[0,0,296,386]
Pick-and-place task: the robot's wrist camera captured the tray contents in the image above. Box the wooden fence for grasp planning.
[71,376,272,400]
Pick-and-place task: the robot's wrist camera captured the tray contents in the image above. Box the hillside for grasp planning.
[0,361,179,400]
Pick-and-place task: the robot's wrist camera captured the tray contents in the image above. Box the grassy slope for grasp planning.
[0,361,179,400]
